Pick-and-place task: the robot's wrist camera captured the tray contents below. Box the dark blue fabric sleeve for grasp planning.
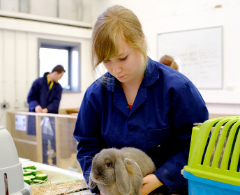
[154,81,209,193]
[27,80,40,112]
[46,87,62,113]
[73,92,108,193]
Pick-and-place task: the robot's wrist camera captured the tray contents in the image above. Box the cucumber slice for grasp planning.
[33,179,45,183]
[23,171,32,176]
[24,177,31,184]
[25,175,36,180]
[25,169,37,175]
[35,174,48,180]
[23,166,36,170]
[35,171,43,175]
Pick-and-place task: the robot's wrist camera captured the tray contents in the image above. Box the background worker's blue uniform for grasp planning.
[73,58,209,194]
[27,72,63,114]
[27,72,63,165]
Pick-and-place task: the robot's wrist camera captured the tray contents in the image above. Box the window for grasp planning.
[38,39,81,92]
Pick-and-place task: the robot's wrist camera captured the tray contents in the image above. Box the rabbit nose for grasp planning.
[95,173,101,180]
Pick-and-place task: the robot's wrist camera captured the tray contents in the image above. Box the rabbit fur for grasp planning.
[89,147,156,195]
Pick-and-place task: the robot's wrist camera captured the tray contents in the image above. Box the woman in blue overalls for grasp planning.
[74,5,208,195]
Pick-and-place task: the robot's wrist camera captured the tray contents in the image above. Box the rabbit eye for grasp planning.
[106,162,112,168]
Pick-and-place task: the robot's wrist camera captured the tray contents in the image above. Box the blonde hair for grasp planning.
[159,55,179,71]
[91,5,147,70]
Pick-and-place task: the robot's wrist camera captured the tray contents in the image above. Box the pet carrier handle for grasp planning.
[221,120,240,171]
[230,121,240,171]
[211,118,238,168]
[202,118,237,167]
[189,117,223,167]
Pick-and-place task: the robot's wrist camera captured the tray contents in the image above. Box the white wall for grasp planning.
[0,16,94,128]
[0,0,92,23]
[91,0,240,115]
[82,0,92,23]
[0,0,19,12]
[30,0,57,17]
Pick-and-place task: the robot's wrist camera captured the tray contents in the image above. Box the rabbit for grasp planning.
[89,147,156,195]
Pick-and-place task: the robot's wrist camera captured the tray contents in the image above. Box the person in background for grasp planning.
[74,5,208,195]
[159,55,179,71]
[27,64,65,114]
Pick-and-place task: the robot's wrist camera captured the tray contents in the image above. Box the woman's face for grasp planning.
[103,33,145,84]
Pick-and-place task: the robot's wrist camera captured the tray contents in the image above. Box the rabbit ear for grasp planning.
[89,174,97,189]
[115,155,132,194]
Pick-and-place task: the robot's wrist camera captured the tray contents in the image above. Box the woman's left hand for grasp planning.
[140,174,163,195]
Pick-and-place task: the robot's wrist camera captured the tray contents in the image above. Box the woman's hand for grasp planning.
[140,174,163,195]
[100,174,162,195]
[35,105,42,113]
[42,108,48,113]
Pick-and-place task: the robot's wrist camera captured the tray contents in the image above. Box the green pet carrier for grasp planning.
[183,116,240,195]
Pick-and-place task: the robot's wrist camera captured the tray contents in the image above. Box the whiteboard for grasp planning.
[157,27,223,89]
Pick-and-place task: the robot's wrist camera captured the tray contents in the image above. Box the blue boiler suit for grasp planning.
[73,58,209,194]
[27,72,63,114]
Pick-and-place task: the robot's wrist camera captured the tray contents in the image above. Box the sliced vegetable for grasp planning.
[23,172,32,176]
[25,175,36,180]
[24,177,31,184]
[35,171,43,175]
[22,166,48,185]
[23,166,36,170]
[25,169,37,175]
[32,179,45,183]
[35,174,48,180]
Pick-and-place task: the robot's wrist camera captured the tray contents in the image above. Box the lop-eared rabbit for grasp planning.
[89,147,156,195]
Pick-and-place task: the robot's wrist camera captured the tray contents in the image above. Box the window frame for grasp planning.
[38,39,81,93]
